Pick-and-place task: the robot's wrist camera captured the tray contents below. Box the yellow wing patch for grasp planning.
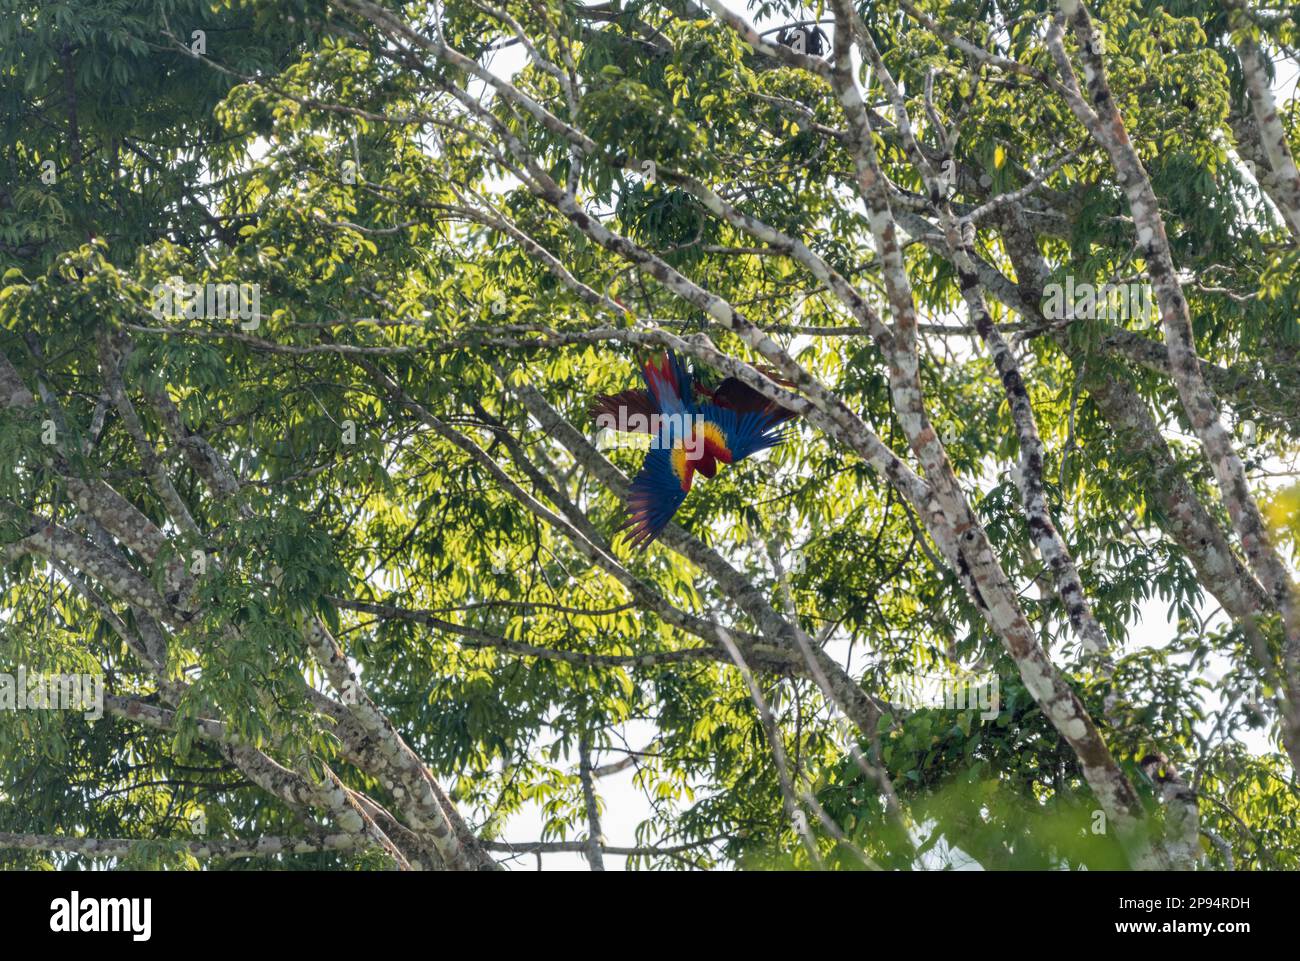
[670,445,690,488]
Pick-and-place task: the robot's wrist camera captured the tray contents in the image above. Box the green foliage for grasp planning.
[0,0,1297,870]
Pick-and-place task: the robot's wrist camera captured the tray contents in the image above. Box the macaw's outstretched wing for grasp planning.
[618,446,691,549]
[698,401,790,463]
[590,388,657,432]
[709,369,799,424]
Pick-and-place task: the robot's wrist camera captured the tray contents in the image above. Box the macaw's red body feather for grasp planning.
[596,352,792,549]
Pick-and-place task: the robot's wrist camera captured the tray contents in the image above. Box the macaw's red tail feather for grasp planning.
[590,389,658,431]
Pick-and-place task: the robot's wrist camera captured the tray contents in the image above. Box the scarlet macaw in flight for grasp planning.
[591,352,795,548]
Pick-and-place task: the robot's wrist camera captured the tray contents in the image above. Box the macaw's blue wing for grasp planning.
[619,445,691,549]
[697,401,790,464]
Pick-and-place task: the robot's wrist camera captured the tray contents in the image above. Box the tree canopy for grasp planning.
[1,0,1298,870]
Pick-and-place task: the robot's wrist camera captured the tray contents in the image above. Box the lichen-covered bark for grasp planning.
[814,0,1162,860]
[1049,0,1300,773]
[1227,0,1300,241]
